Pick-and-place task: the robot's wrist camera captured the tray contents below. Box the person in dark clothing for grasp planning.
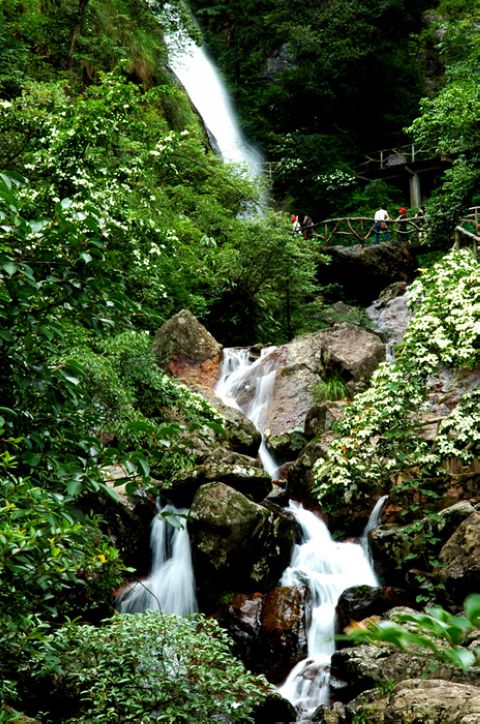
[301,213,315,240]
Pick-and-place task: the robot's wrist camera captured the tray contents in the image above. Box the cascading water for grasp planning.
[215,349,385,720]
[277,502,379,720]
[164,29,262,179]
[117,504,197,616]
[215,346,281,477]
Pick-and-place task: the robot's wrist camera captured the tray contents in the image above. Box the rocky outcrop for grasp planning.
[188,483,295,609]
[439,512,480,604]
[304,401,346,441]
[264,428,307,466]
[219,586,309,684]
[331,641,480,704]
[317,323,385,388]
[343,679,480,723]
[316,242,417,305]
[152,308,222,387]
[335,585,409,647]
[367,287,411,358]
[166,447,272,506]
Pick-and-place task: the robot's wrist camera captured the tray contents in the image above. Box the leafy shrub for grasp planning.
[32,612,272,722]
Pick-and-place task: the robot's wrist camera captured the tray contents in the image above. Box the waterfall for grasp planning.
[165,30,262,179]
[117,504,197,616]
[278,502,379,720]
[215,346,280,477]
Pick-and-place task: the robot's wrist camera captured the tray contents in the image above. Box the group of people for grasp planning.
[291,213,316,240]
[291,207,426,244]
[373,205,425,244]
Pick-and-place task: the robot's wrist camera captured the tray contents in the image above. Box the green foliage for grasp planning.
[343,593,480,672]
[30,612,272,722]
[313,249,480,514]
[314,376,348,403]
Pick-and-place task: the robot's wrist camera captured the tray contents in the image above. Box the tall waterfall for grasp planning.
[117,504,197,616]
[165,31,262,179]
[215,347,280,476]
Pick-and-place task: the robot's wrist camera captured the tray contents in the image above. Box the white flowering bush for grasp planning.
[313,249,480,514]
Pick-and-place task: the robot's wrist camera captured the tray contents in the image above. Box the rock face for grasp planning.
[219,586,309,684]
[439,512,480,604]
[152,309,222,387]
[167,447,272,507]
[188,483,295,609]
[317,322,385,386]
[316,242,417,305]
[335,585,408,646]
[367,288,411,358]
[345,679,480,723]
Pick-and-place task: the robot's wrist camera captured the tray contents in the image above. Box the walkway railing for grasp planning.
[454,207,479,259]
[300,216,425,247]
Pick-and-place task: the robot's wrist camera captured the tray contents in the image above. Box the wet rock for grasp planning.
[335,585,409,648]
[253,691,298,724]
[167,447,272,506]
[439,512,480,604]
[368,525,430,587]
[220,586,309,685]
[265,428,307,465]
[367,289,411,358]
[189,483,295,609]
[287,433,335,501]
[316,242,417,305]
[152,308,222,387]
[190,384,261,457]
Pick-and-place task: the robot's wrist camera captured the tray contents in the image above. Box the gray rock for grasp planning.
[189,483,295,609]
[439,512,480,604]
[317,323,385,384]
[167,447,272,507]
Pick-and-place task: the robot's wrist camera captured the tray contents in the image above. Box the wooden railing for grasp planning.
[454,207,479,259]
[300,216,425,247]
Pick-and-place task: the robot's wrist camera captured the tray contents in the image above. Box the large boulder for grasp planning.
[152,309,222,387]
[219,586,309,684]
[331,641,480,704]
[439,512,480,604]
[166,448,272,506]
[344,679,480,723]
[316,242,417,305]
[335,585,409,648]
[317,323,385,387]
[188,483,295,609]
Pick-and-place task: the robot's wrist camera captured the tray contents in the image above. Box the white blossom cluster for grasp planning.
[313,249,480,511]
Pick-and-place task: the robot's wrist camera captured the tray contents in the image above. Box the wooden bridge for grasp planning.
[299,207,479,259]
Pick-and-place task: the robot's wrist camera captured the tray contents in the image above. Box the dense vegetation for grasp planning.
[0,0,478,719]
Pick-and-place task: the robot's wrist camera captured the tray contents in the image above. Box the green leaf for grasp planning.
[2,261,18,276]
[66,479,82,497]
[22,452,41,467]
[464,593,480,626]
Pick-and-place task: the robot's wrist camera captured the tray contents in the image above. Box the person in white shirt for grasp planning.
[373,207,391,244]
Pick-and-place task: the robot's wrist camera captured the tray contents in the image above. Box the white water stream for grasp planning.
[215,346,280,476]
[117,504,197,615]
[216,348,385,720]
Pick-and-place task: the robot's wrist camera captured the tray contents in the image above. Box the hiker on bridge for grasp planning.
[373,206,391,244]
[301,213,315,240]
[396,207,409,243]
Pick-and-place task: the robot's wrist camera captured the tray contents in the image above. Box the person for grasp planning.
[301,213,315,240]
[373,207,390,244]
[414,206,426,241]
[396,207,409,243]
[291,214,302,235]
